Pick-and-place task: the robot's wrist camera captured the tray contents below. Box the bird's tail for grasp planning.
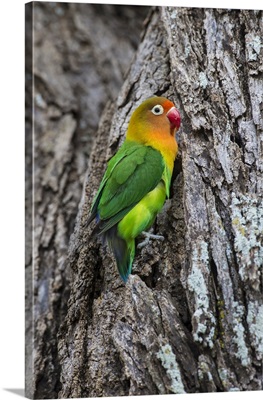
[104,227,135,283]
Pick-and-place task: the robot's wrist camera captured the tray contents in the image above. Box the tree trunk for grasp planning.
[27,4,263,399]
[25,2,149,398]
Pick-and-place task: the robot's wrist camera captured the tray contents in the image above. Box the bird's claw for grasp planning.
[137,231,164,249]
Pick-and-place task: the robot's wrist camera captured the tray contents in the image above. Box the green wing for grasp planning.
[89,141,164,232]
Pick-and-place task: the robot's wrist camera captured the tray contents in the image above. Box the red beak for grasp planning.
[167,106,181,131]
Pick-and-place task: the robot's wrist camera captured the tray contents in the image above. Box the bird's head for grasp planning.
[126,96,181,143]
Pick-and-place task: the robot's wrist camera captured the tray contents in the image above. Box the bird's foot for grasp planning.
[137,231,164,249]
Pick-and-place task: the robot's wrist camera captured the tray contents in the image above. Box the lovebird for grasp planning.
[87,96,181,282]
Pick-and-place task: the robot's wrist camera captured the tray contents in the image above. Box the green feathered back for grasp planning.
[91,141,164,229]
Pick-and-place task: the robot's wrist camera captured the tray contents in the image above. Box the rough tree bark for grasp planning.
[26,4,263,399]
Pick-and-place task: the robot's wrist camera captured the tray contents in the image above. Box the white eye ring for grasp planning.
[151,104,164,115]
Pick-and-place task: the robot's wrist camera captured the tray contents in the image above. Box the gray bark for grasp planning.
[26,4,263,399]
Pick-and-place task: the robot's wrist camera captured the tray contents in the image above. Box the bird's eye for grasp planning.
[151,105,164,115]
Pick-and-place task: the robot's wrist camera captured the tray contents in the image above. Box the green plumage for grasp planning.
[87,140,168,282]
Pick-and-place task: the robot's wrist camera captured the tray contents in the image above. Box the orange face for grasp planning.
[126,96,181,142]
